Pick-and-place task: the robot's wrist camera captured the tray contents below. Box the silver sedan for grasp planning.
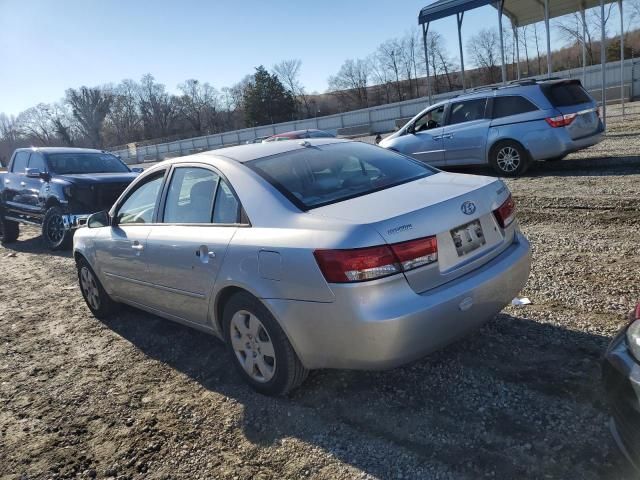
[74,139,531,395]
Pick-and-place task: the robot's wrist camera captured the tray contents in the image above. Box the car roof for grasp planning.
[14,147,107,155]
[270,129,324,138]
[164,138,351,165]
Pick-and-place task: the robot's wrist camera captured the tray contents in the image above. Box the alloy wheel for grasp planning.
[229,310,276,383]
[79,266,101,310]
[496,146,521,173]
[46,214,65,244]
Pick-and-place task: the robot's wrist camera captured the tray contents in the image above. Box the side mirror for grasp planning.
[406,124,415,135]
[25,168,42,178]
[87,210,111,228]
[131,167,143,173]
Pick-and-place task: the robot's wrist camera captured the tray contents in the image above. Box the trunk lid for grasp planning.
[310,172,514,293]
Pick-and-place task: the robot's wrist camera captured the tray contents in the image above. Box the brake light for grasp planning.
[314,235,438,283]
[545,113,577,128]
[493,194,516,228]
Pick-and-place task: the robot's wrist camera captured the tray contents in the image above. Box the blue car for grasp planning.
[380,79,604,177]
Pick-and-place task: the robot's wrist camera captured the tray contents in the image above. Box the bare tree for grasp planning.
[467,28,501,84]
[65,87,113,147]
[327,59,370,109]
[177,79,219,134]
[376,39,405,101]
[273,59,311,118]
[137,74,178,139]
[400,31,422,98]
[16,104,57,145]
[106,79,142,145]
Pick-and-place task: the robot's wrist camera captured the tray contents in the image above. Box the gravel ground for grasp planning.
[2,118,640,479]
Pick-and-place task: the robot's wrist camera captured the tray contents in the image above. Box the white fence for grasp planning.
[114,59,639,164]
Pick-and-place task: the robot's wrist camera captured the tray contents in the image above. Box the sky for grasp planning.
[0,0,625,117]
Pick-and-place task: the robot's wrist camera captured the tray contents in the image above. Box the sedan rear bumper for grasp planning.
[267,232,531,370]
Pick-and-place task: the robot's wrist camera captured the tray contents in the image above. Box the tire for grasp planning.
[0,206,19,244]
[76,257,120,319]
[223,292,308,396]
[489,140,530,177]
[42,206,72,250]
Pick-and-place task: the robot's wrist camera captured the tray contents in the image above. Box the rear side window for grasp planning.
[543,83,591,107]
[247,142,435,210]
[492,96,538,119]
[11,152,29,173]
[164,167,219,224]
[28,153,48,172]
[448,98,487,125]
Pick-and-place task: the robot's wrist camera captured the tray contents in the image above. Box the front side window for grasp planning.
[448,99,487,125]
[414,105,444,132]
[28,153,47,172]
[492,96,538,119]
[12,152,29,173]
[116,173,164,225]
[47,152,130,174]
[247,142,435,210]
[164,167,219,224]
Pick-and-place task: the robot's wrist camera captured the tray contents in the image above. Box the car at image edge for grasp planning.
[603,301,640,472]
[380,79,604,177]
[263,129,335,142]
[73,138,531,395]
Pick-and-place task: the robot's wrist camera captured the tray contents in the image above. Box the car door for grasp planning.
[20,152,48,216]
[143,164,241,325]
[405,105,445,166]
[3,151,30,217]
[442,98,490,166]
[94,170,167,302]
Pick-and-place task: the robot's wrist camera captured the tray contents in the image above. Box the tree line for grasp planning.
[1,3,638,166]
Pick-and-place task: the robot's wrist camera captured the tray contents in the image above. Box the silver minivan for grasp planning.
[380,79,604,177]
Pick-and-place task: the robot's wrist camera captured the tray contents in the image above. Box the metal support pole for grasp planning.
[581,7,587,86]
[514,24,521,80]
[619,0,625,116]
[498,0,507,83]
[601,0,607,129]
[457,12,466,91]
[422,22,432,104]
[544,0,552,77]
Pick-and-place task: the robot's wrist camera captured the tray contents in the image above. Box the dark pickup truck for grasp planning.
[0,147,141,250]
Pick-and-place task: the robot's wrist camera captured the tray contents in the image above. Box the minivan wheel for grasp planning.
[223,292,308,396]
[76,257,120,319]
[490,141,530,177]
[42,206,72,250]
[0,207,19,244]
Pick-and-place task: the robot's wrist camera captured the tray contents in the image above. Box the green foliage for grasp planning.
[243,66,296,127]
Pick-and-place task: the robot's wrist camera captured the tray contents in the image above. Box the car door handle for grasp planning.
[131,242,144,251]
[195,249,216,258]
[20,181,26,187]
[442,134,454,139]
[433,135,442,141]
[4,179,9,184]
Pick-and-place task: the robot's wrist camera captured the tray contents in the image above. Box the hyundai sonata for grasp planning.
[74,139,531,395]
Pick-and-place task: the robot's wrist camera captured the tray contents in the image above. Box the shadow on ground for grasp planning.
[98,305,636,479]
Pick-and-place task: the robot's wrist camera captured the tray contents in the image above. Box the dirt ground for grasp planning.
[2,115,640,479]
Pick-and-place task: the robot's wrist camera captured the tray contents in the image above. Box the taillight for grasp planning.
[314,235,438,283]
[545,113,577,128]
[493,194,516,229]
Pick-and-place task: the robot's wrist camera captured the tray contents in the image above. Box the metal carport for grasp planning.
[418,0,624,127]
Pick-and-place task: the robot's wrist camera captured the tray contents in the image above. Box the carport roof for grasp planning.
[419,0,617,27]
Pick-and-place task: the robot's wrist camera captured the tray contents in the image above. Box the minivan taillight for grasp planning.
[493,194,516,229]
[545,113,577,128]
[314,235,438,283]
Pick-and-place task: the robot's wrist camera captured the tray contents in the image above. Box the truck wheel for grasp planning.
[42,206,72,250]
[223,292,308,396]
[76,257,120,319]
[490,141,530,177]
[0,208,19,244]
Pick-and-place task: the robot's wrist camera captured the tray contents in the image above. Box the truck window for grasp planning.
[28,153,47,172]
[12,152,29,173]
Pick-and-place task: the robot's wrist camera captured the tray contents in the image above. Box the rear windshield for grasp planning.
[47,153,130,174]
[543,82,592,107]
[247,142,436,210]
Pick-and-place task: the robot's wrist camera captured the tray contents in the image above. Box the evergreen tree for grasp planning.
[243,66,296,126]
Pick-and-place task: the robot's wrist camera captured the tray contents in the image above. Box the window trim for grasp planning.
[113,169,168,227]
[157,162,250,227]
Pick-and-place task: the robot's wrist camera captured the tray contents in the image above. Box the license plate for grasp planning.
[451,220,486,257]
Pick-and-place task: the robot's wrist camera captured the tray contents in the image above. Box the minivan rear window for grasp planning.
[543,82,592,107]
[247,142,436,210]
